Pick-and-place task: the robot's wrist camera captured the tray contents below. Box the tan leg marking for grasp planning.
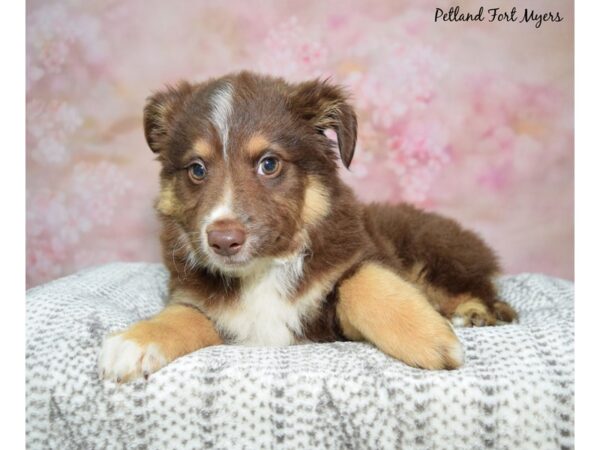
[337,263,464,370]
[301,175,330,226]
[98,303,221,382]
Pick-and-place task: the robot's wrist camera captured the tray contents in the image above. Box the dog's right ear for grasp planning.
[143,82,194,153]
[290,79,357,169]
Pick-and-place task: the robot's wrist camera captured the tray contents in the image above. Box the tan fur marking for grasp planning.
[404,262,478,319]
[337,313,363,341]
[193,138,214,160]
[454,299,496,327]
[244,133,270,159]
[301,176,331,226]
[404,261,453,314]
[337,262,463,370]
[156,180,181,217]
[120,304,222,362]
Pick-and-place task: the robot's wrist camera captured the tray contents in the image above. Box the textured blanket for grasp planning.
[26,263,574,450]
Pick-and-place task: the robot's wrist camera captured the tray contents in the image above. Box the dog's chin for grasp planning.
[204,252,257,278]
[198,236,306,279]
[203,249,300,279]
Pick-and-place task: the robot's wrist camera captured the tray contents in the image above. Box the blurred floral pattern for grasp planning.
[26,0,573,287]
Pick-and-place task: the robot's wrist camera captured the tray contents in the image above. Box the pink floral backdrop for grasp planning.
[26,0,573,287]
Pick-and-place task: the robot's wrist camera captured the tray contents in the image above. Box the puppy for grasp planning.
[98,71,517,382]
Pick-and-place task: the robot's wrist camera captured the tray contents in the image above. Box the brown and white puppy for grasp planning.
[98,71,517,382]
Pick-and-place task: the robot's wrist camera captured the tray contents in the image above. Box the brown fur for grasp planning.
[99,71,517,382]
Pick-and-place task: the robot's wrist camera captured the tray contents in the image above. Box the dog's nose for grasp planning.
[206,225,246,256]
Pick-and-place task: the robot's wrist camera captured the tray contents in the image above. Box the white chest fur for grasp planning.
[212,254,324,346]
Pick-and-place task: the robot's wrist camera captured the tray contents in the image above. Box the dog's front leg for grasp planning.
[336,262,464,370]
[98,297,221,382]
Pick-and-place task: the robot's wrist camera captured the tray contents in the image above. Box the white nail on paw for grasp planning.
[451,315,467,327]
[447,339,465,367]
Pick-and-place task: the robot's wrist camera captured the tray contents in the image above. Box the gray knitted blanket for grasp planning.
[26,263,574,450]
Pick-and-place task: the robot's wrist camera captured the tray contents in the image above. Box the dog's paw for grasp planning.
[406,320,465,370]
[452,299,497,327]
[378,306,465,370]
[98,333,167,383]
[492,300,518,324]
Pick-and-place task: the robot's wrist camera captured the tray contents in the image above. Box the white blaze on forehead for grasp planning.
[205,184,234,224]
[209,82,234,159]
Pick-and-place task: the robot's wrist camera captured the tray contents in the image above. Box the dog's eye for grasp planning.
[258,156,281,177]
[188,161,207,182]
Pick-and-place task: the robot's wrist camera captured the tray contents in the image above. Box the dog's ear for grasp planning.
[143,82,194,153]
[291,79,358,168]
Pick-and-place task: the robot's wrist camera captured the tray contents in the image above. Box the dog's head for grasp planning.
[144,72,357,276]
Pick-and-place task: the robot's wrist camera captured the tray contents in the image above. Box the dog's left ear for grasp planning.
[291,79,358,169]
